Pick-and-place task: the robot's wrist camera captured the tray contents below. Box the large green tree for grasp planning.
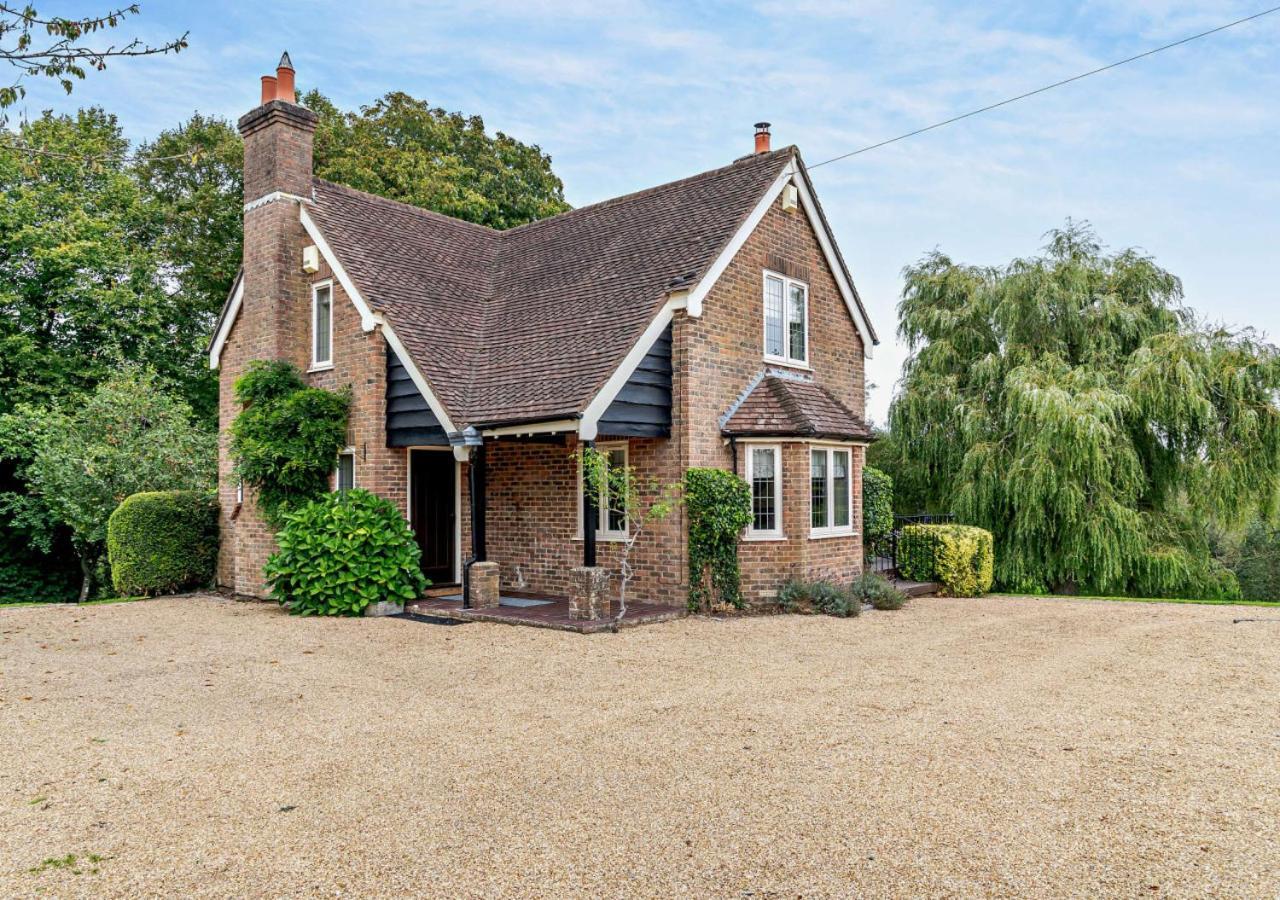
[884,222,1280,599]
[0,108,197,413]
[1,369,215,601]
[305,89,570,229]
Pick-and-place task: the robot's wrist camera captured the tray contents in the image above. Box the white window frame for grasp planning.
[235,478,244,505]
[809,443,855,538]
[743,442,784,541]
[334,447,356,493]
[310,279,334,371]
[762,270,810,368]
[575,441,629,542]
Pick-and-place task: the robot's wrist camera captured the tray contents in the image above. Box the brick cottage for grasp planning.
[210,55,880,619]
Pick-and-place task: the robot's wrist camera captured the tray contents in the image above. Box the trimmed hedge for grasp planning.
[897,524,994,596]
[107,491,219,596]
[862,466,894,540]
[265,489,427,616]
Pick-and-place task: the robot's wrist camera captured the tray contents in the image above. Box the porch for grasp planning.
[409,590,686,634]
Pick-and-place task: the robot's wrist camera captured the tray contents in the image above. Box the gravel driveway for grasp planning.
[2,594,1277,898]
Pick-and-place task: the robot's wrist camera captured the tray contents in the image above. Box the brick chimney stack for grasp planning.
[239,51,316,200]
[754,122,771,154]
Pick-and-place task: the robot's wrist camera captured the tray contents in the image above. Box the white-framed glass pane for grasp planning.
[810,449,827,529]
[832,450,849,527]
[337,452,355,492]
[314,285,332,364]
[788,282,807,361]
[750,447,777,533]
[764,275,784,357]
[604,447,627,533]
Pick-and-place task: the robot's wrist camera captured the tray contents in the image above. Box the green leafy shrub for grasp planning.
[264,489,427,616]
[775,578,860,617]
[777,578,810,612]
[862,466,894,541]
[685,467,752,611]
[810,580,859,617]
[230,361,350,529]
[107,491,218,596]
[898,524,994,596]
[850,571,908,610]
[0,558,77,604]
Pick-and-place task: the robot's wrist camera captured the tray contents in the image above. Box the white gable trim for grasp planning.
[681,157,876,359]
[380,322,457,435]
[579,298,678,441]
[684,164,793,319]
[208,203,458,435]
[298,204,379,333]
[208,273,243,369]
[791,172,876,358]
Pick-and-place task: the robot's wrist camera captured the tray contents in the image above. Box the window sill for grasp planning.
[809,528,857,540]
[763,355,811,371]
[742,531,786,542]
[571,534,629,543]
[308,362,334,373]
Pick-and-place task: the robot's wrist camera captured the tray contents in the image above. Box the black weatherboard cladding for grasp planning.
[598,324,672,437]
[386,345,449,446]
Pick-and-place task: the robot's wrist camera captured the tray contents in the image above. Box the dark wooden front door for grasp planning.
[410,450,456,585]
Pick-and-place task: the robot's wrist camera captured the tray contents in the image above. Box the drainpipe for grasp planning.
[459,428,485,608]
[729,435,739,477]
[582,439,597,568]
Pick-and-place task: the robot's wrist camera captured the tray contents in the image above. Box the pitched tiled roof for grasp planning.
[722,374,873,441]
[307,148,798,427]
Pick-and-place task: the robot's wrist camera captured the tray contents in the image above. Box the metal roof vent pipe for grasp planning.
[754,122,772,154]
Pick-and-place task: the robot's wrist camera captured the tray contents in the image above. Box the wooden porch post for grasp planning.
[582,439,597,567]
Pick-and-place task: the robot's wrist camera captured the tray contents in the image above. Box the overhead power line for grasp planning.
[808,5,1280,170]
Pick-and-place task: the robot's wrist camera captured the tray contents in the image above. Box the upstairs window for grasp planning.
[745,444,783,540]
[764,272,808,366]
[810,446,852,537]
[312,281,333,369]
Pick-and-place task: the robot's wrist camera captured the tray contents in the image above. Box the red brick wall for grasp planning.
[217,212,407,597]
[675,189,868,605]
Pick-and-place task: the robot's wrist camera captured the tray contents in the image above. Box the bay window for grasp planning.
[744,444,783,540]
[810,446,853,537]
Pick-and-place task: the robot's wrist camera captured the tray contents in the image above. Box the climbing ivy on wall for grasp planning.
[685,467,752,612]
[229,361,350,529]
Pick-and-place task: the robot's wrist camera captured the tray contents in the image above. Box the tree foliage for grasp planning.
[1231,520,1280,602]
[305,89,571,229]
[0,3,186,121]
[884,222,1278,598]
[229,360,349,528]
[1,370,215,600]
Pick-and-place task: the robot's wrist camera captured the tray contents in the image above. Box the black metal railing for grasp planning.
[867,513,956,579]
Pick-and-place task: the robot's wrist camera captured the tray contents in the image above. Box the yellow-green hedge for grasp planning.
[897,524,994,596]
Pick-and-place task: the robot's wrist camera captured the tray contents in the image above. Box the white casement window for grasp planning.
[235,478,244,505]
[335,449,355,493]
[311,280,334,370]
[744,443,783,540]
[577,441,628,541]
[763,271,808,366]
[810,445,853,537]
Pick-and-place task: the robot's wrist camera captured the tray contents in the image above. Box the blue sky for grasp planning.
[15,1,1280,423]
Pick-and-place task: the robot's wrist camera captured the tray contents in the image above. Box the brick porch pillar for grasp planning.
[569,566,611,620]
[471,561,500,608]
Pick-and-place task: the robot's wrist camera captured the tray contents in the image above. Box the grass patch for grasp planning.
[28,853,105,875]
[0,596,150,610]
[995,592,1280,608]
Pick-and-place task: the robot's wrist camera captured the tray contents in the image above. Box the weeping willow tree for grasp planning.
[886,222,1280,598]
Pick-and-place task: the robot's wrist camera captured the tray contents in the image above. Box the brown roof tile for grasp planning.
[307,148,798,428]
[722,374,873,441]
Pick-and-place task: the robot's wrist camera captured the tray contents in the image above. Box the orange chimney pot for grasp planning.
[260,75,277,105]
[754,122,772,154]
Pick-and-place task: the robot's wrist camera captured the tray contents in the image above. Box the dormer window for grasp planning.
[311,281,333,370]
[763,271,807,366]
